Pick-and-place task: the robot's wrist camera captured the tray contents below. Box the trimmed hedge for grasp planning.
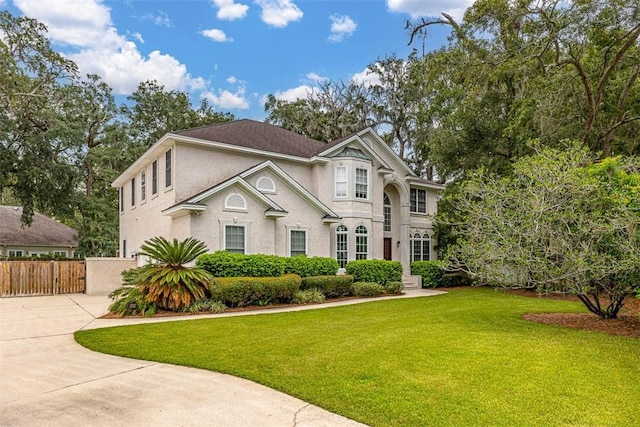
[284,256,339,277]
[352,282,385,297]
[208,274,301,307]
[411,260,446,288]
[300,275,354,298]
[383,281,404,294]
[197,251,285,277]
[345,260,402,286]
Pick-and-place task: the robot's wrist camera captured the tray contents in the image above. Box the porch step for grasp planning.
[402,275,422,290]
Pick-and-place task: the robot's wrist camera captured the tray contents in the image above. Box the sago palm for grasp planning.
[135,236,212,311]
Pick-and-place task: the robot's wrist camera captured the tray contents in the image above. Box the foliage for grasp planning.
[131,237,212,311]
[292,289,326,305]
[197,251,285,278]
[181,298,227,314]
[345,259,402,286]
[352,282,385,297]
[411,260,447,288]
[208,274,301,307]
[382,281,404,295]
[284,255,339,277]
[108,281,157,317]
[300,275,354,298]
[443,142,640,318]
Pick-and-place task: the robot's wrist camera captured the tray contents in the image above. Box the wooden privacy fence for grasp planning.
[0,260,85,297]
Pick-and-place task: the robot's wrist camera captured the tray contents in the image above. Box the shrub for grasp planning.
[284,255,339,277]
[292,289,326,304]
[352,282,385,297]
[345,260,402,286]
[197,251,284,277]
[411,260,447,288]
[383,281,404,294]
[208,274,301,307]
[182,298,227,314]
[300,275,354,297]
[108,283,157,317]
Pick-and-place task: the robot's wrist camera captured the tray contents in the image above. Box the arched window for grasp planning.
[256,176,276,193]
[383,193,391,232]
[336,225,348,268]
[225,193,246,210]
[410,232,431,261]
[355,225,368,260]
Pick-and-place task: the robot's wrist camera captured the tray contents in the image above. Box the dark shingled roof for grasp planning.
[0,206,79,247]
[175,119,328,158]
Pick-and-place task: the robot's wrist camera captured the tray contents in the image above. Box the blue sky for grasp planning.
[3,0,473,120]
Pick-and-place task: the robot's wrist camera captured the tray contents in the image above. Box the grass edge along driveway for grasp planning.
[75,288,640,427]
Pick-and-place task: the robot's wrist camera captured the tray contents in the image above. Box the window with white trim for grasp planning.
[410,232,431,261]
[54,251,67,257]
[355,225,368,260]
[140,171,146,202]
[225,193,247,210]
[335,166,347,198]
[355,168,368,199]
[165,149,172,188]
[290,230,307,257]
[119,187,124,213]
[256,176,276,193]
[410,188,427,213]
[383,193,391,232]
[8,250,23,257]
[336,225,348,268]
[225,225,245,254]
[130,177,136,207]
[152,160,158,195]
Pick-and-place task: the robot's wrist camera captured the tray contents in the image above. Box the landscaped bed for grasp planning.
[76,287,640,427]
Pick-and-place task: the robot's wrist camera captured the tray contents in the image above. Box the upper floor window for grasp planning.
[119,187,124,213]
[335,166,347,198]
[165,149,172,188]
[336,225,348,268]
[225,193,247,211]
[383,193,391,232]
[355,225,368,260]
[130,177,136,207]
[256,176,276,193]
[290,230,307,257]
[140,171,146,202]
[410,188,427,214]
[152,160,158,195]
[355,168,368,199]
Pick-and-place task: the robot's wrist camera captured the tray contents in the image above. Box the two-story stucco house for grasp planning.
[112,119,443,277]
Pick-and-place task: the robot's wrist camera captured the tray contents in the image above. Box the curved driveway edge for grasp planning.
[0,290,444,426]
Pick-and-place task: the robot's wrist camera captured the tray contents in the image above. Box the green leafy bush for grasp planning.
[284,255,339,277]
[345,260,402,286]
[300,275,354,297]
[182,298,227,314]
[108,281,157,317]
[411,260,447,288]
[197,251,285,277]
[208,274,301,307]
[383,281,404,294]
[292,289,326,304]
[352,282,385,297]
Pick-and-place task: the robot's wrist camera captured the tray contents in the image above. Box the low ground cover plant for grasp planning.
[292,288,326,304]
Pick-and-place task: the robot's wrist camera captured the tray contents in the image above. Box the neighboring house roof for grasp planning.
[0,206,79,247]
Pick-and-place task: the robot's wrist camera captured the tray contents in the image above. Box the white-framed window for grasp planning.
[53,251,67,257]
[165,149,172,188]
[290,230,307,257]
[410,232,431,261]
[152,160,158,195]
[225,225,246,254]
[130,177,136,207]
[256,176,276,193]
[355,225,368,260]
[355,168,368,199]
[8,250,23,257]
[410,188,427,214]
[225,193,247,211]
[119,187,124,213]
[336,225,348,268]
[335,166,347,198]
[383,193,391,232]
[140,171,146,202]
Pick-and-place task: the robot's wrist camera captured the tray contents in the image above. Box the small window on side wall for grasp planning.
[290,230,306,257]
[256,176,276,193]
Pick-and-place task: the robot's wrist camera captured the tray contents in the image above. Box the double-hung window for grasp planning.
[410,188,427,213]
[225,225,245,254]
[410,233,431,261]
[355,168,368,199]
[290,230,306,257]
[140,171,146,202]
[336,225,348,268]
[355,225,368,260]
[335,166,347,198]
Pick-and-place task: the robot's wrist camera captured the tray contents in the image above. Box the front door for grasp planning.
[384,238,392,260]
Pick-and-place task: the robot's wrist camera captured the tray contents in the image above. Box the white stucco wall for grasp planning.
[85,257,137,296]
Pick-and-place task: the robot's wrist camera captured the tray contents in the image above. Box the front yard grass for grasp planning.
[75,287,640,426]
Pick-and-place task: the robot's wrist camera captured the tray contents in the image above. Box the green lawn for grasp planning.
[75,288,640,426]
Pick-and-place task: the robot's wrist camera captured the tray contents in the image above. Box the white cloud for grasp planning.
[272,85,313,102]
[212,0,249,20]
[227,76,238,84]
[306,72,327,83]
[204,87,250,109]
[386,0,473,22]
[328,14,356,43]
[201,28,233,42]
[12,0,204,95]
[130,32,144,44]
[351,67,381,87]
[142,10,172,27]
[255,0,303,28]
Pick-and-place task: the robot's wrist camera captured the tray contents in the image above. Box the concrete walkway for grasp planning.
[0,289,444,426]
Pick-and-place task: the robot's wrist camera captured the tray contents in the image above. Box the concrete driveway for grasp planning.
[0,293,373,427]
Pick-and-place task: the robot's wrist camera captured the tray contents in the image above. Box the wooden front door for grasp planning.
[384,238,392,260]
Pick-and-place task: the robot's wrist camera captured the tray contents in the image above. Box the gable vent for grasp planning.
[257,176,276,193]
[225,193,246,210]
